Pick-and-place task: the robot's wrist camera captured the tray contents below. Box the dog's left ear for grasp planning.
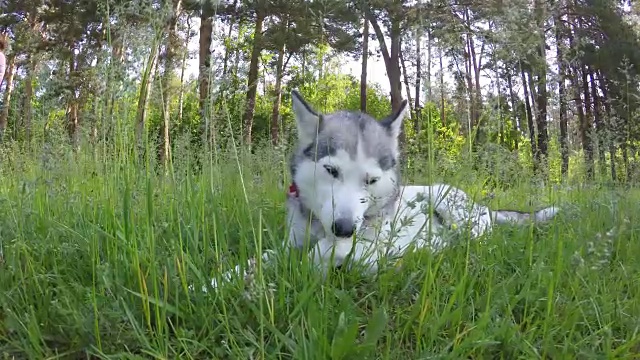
[380,100,410,138]
[291,90,322,146]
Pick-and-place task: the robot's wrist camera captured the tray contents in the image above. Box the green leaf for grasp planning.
[361,306,388,351]
[330,311,360,360]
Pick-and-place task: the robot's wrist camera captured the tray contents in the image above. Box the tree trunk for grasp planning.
[360,14,369,113]
[317,46,324,80]
[302,47,307,81]
[199,1,214,121]
[414,28,422,133]
[66,50,79,149]
[0,55,16,140]
[463,37,474,135]
[89,92,98,145]
[580,65,595,180]
[569,61,591,179]
[506,69,520,151]
[366,10,403,112]
[23,56,35,143]
[533,71,549,171]
[598,73,617,182]
[103,39,125,143]
[439,43,446,127]
[67,101,79,149]
[135,41,160,147]
[270,43,286,146]
[569,0,594,179]
[231,45,241,91]
[589,70,606,179]
[622,143,629,181]
[496,74,505,146]
[399,49,413,119]
[468,29,484,133]
[630,146,637,181]
[520,63,537,170]
[555,9,569,178]
[242,9,265,146]
[222,0,238,77]
[178,17,193,125]
[159,0,183,167]
[424,28,430,104]
[178,54,186,125]
[534,60,548,173]
[533,0,549,174]
[106,40,125,122]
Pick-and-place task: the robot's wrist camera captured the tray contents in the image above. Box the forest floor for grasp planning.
[0,146,639,359]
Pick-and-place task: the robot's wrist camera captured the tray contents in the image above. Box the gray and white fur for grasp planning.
[194,91,560,291]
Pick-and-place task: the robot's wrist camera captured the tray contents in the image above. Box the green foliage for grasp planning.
[2,0,640,356]
[0,142,639,358]
[343,82,392,119]
[403,101,466,175]
[248,71,392,146]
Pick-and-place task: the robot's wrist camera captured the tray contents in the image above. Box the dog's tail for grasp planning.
[491,206,560,225]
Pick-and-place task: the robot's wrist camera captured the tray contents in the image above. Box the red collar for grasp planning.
[288,182,299,197]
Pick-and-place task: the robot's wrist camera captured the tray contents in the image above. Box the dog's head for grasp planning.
[289,90,409,240]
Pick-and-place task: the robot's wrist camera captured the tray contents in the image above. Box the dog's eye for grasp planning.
[324,165,340,178]
[365,177,379,185]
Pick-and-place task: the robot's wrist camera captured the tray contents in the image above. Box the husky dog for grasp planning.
[194,91,560,291]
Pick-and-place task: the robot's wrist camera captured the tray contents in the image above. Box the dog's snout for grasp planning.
[331,218,356,238]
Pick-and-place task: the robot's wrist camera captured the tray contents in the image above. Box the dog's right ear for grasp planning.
[291,90,321,146]
[379,100,410,139]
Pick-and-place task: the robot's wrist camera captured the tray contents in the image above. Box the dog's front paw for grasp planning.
[189,250,277,294]
[188,264,244,293]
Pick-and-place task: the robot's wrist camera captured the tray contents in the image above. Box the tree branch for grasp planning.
[364,9,391,67]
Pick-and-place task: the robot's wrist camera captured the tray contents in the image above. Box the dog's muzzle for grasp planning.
[331,218,356,238]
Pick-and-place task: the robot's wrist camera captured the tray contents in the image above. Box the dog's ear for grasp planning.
[379,100,409,139]
[291,90,321,146]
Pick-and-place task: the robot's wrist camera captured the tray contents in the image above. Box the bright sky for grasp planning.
[184,17,394,95]
[183,16,503,105]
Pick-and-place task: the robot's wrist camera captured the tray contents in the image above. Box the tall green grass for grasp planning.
[0,137,639,359]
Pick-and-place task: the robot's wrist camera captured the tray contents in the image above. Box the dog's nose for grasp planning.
[331,218,355,238]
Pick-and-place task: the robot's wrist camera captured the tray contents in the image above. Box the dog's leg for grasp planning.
[402,185,512,239]
[191,249,276,293]
[417,185,488,236]
[310,237,382,275]
[310,237,347,275]
[491,206,561,224]
[420,185,560,228]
